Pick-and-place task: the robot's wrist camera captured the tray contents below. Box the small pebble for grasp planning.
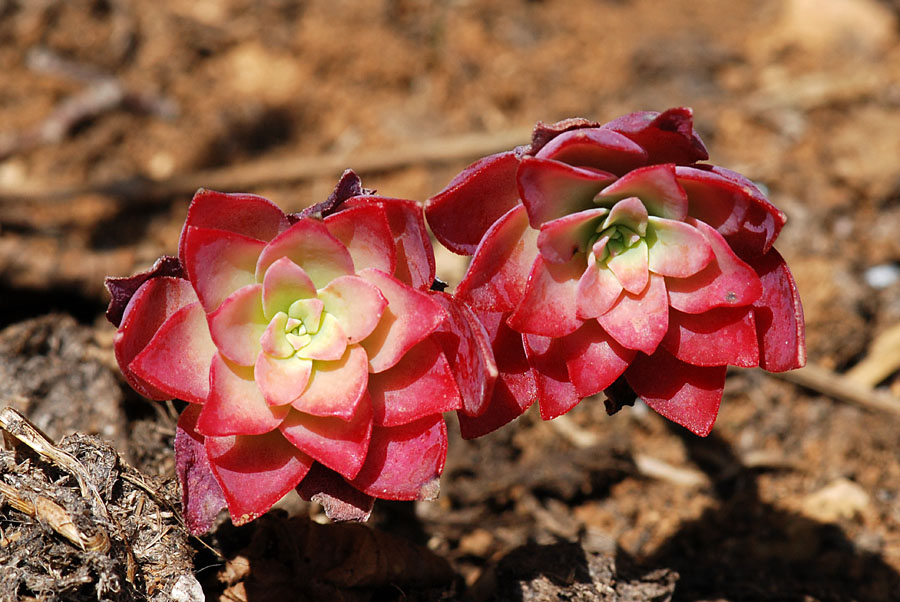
[864,264,900,289]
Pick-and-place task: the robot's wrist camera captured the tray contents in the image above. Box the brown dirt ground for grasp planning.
[2,0,900,600]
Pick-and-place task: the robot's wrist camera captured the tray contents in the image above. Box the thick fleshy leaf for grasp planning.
[666,219,763,314]
[457,311,537,439]
[175,405,227,535]
[534,127,648,175]
[602,107,709,165]
[606,239,649,295]
[255,352,314,406]
[114,276,198,400]
[324,203,396,276]
[105,255,185,328]
[523,334,580,420]
[350,415,447,501]
[595,164,688,221]
[206,430,314,526]
[625,347,726,436]
[646,216,714,278]
[182,226,265,313]
[662,307,760,368]
[178,189,289,264]
[518,156,616,227]
[537,208,608,263]
[295,463,375,522]
[558,321,635,398]
[598,273,668,355]
[358,268,445,373]
[296,313,348,361]
[429,292,498,417]
[576,256,624,320]
[130,301,216,404]
[368,337,462,427]
[745,248,806,372]
[292,345,369,419]
[256,218,354,289]
[280,398,373,480]
[207,284,266,366]
[677,165,785,258]
[456,204,540,314]
[318,275,388,344]
[259,312,295,358]
[507,255,584,337]
[426,150,522,255]
[602,196,649,234]
[359,197,436,289]
[197,354,290,436]
[260,257,317,319]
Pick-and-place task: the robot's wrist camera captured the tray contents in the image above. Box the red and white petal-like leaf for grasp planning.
[745,248,806,372]
[255,352,313,406]
[647,216,714,278]
[115,276,199,400]
[595,164,688,221]
[598,273,668,355]
[662,307,760,368]
[260,256,317,319]
[537,208,608,264]
[523,334,581,420]
[457,311,537,439]
[175,405,226,535]
[364,197,436,289]
[518,156,616,228]
[576,259,624,320]
[178,189,289,263]
[318,275,388,344]
[324,203,396,276]
[558,321,635,398]
[456,204,540,314]
[534,127,648,175]
[350,415,447,501]
[279,397,374,480]
[507,254,585,337]
[295,463,375,522]
[206,430,314,526]
[182,226,265,313]
[259,313,294,359]
[667,219,763,314]
[426,150,522,255]
[606,240,650,295]
[358,268,446,373]
[292,345,369,419]
[625,347,726,436]
[197,354,290,436]
[207,284,266,366]
[602,107,709,165]
[430,292,498,418]
[677,165,785,258]
[256,218,354,289]
[106,255,185,328]
[368,337,462,427]
[130,301,216,404]
[297,313,348,361]
[602,196,649,234]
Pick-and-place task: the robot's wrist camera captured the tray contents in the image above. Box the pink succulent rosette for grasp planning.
[426,108,806,438]
[107,173,495,532]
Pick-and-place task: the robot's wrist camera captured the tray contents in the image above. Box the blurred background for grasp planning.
[1,0,900,600]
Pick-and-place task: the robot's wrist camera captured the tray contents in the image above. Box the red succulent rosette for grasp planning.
[426,108,806,438]
[106,172,495,532]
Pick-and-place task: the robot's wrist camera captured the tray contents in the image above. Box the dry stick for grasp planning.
[767,363,900,416]
[0,128,532,204]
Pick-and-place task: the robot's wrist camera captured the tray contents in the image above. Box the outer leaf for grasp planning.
[625,347,726,436]
[361,197,436,289]
[602,107,709,165]
[507,255,584,337]
[517,156,616,228]
[206,430,314,526]
[523,334,580,420]
[105,255,184,328]
[324,203,397,277]
[367,337,462,427]
[130,301,216,404]
[558,321,635,398]
[295,463,375,522]
[349,415,447,501]
[662,307,760,368]
[534,127,648,175]
[254,352,314,406]
[182,226,265,313]
[256,218,354,289]
[174,405,227,535]
[598,273,669,355]
[292,345,369,419]
[426,150,522,255]
[456,204,540,314]
[595,164,688,221]
[207,284,266,366]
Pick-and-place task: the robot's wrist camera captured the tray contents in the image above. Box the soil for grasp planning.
[2,0,900,600]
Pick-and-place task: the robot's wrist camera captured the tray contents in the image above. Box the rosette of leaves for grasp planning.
[426,108,805,438]
[106,173,496,532]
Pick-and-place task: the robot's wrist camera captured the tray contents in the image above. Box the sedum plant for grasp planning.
[426,108,805,438]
